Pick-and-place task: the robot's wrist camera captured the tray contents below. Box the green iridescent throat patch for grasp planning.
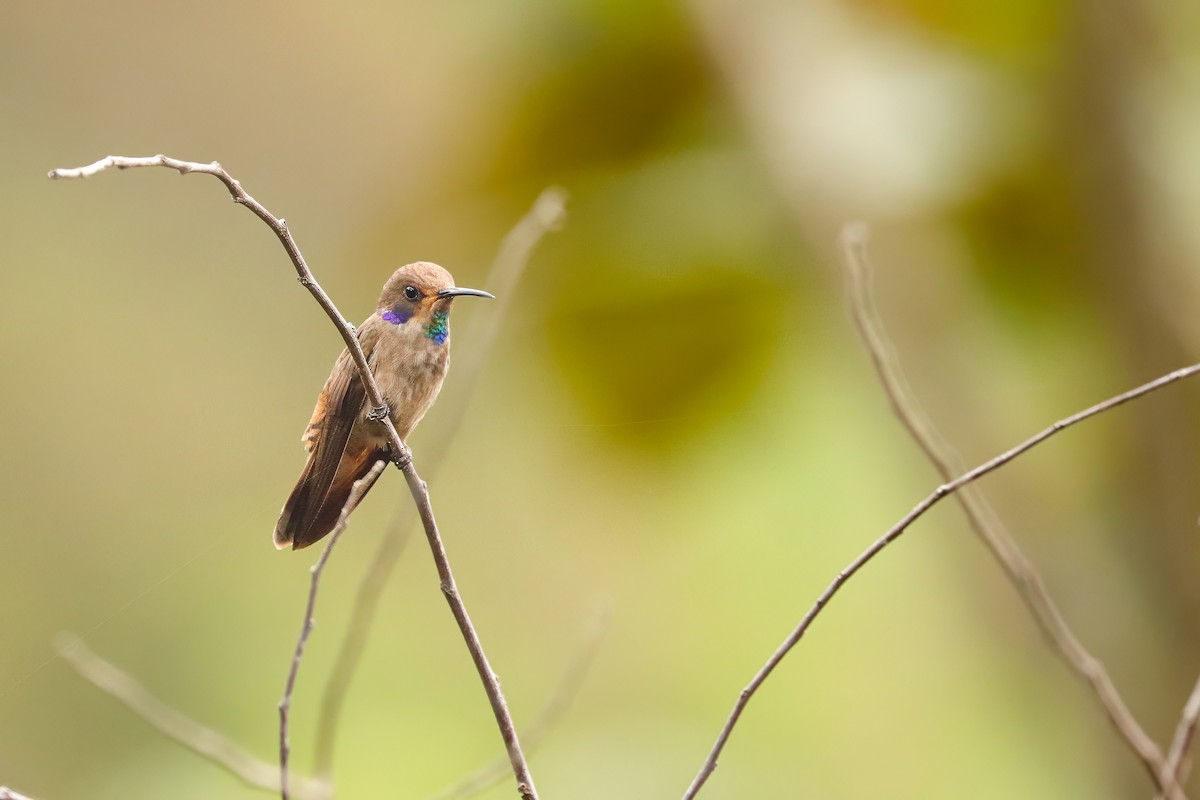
[424,310,449,345]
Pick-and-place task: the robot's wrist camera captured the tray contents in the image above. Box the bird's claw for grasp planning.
[367,403,390,422]
[390,441,412,469]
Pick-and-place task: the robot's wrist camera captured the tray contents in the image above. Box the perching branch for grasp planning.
[280,459,386,800]
[50,155,541,800]
[425,604,609,800]
[49,156,398,453]
[54,635,329,800]
[314,187,568,780]
[683,312,1200,798]
[839,222,1183,800]
[400,464,538,799]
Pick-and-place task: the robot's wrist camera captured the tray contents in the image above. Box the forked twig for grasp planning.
[313,187,568,779]
[50,155,540,800]
[840,222,1183,799]
[55,635,329,800]
[1161,676,1200,798]
[280,459,386,800]
[683,285,1200,798]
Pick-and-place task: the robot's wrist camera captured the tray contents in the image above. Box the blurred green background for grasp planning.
[4,0,1200,798]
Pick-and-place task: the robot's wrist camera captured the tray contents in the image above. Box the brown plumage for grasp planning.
[274,262,492,550]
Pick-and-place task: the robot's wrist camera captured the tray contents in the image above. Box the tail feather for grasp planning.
[275,445,385,550]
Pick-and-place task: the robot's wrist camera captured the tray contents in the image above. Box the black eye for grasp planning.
[403,285,419,301]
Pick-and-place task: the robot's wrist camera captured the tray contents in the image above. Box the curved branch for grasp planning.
[683,357,1200,798]
[313,187,567,779]
[55,635,329,800]
[50,155,540,800]
[50,156,400,457]
[841,222,1181,799]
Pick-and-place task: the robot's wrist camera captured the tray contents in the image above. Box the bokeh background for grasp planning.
[4,0,1200,798]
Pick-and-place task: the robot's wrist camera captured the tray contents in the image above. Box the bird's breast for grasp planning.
[372,323,450,440]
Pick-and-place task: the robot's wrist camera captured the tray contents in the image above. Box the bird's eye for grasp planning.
[403,285,419,301]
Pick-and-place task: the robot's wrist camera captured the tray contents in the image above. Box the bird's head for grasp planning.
[376,262,493,344]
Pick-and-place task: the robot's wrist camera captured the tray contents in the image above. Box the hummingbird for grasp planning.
[274,262,493,550]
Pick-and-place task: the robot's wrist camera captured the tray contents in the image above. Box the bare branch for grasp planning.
[55,635,329,800]
[314,187,567,779]
[426,603,609,800]
[683,319,1200,796]
[456,187,569,382]
[840,223,1183,799]
[51,155,541,800]
[311,522,413,781]
[280,460,386,800]
[401,465,537,799]
[51,155,401,459]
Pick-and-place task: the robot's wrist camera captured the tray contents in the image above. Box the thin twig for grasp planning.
[311,517,413,781]
[51,155,541,800]
[1162,676,1200,797]
[280,460,386,800]
[683,363,1200,797]
[49,156,400,456]
[839,222,1183,799]
[401,465,537,800]
[426,603,609,800]
[313,187,568,779]
[54,635,329,800]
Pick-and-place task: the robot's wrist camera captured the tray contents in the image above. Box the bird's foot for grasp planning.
[389,441,412,469]
[367,402,390,422]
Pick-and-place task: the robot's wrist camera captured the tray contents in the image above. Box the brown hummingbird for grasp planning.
[274,262,493,550]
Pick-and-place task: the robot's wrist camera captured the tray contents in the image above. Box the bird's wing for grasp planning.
[301,322,381,451]
[276,324,382,549]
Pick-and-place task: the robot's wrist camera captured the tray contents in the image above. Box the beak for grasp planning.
[437,286,495,300]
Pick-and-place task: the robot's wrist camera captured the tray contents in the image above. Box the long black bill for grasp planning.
[438,286,495,299]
